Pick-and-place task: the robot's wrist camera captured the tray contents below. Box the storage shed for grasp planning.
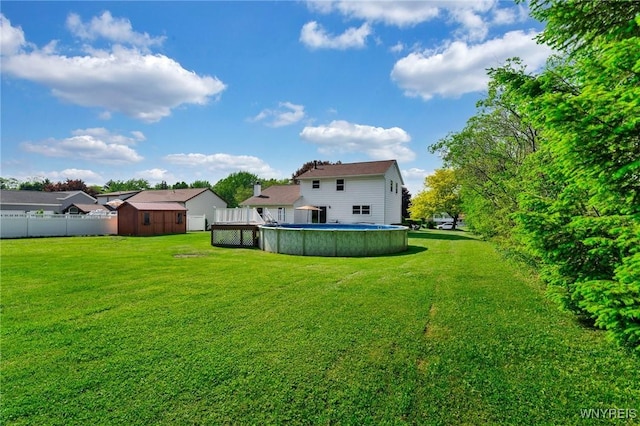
[117,202,187,236]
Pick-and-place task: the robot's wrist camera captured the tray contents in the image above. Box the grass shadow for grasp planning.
[408,230,477,241]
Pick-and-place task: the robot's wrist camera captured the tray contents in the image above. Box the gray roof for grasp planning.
[0,190,96,207]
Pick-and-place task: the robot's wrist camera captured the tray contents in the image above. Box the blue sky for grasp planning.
[1,1,551,196]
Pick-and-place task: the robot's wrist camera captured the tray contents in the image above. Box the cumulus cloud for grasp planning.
[66,11,165,49]
[164,153,280,178]
[47,168,105,184]
[21,128,144,165]
[0,14,27,55]
[300,120,415,162]
[390,30,552,100]
[306,1,440,28]
[0,12,226,122]
[135,168,175,183]
[305,1,530,43]
[300,21,371,50]
[249,102,305,127]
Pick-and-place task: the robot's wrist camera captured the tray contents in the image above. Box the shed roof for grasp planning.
[127,188,212,203]
[118,202,187,211]
[241,185,301,206]
[296,160,401,182]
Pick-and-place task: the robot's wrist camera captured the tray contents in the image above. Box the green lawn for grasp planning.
[1,231,638,425]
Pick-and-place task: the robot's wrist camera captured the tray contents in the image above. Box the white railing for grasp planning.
[212,207,265,224]
[1,212,118,238]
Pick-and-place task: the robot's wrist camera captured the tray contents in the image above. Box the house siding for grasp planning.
[384,166,403,224]
[300,176,388,224]
[184,190,227,223]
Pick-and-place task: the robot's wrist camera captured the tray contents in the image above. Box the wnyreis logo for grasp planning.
[580,408,637,419]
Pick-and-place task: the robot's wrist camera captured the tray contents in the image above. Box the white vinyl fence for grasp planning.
[1,212,118,239]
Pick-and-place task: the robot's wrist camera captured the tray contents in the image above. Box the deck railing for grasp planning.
[212,207,266,224]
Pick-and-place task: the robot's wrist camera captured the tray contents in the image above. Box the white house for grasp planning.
[125,188,227,225]
[241,160,404,225]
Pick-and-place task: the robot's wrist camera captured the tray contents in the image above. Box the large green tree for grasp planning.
[409,169,462,228]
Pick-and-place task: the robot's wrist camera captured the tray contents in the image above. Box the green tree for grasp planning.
[505,0,640,349]
[19,178,51,191]
[430,60,540,240]
[213,171,260,208]
[104,179,150,192]
[409,169,462,228]
[190,180,212,188]
[0,177,20,190]
[172,181,189,189]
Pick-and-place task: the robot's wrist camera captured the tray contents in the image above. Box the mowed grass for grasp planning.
[1,231,638,425]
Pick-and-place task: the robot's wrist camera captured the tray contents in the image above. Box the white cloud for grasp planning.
[163,153,280,178]
[21,128,144,165]
[249,102,305,127]
[300,21,371,50]
[390,42,405,54]
[305,1,530,42]
[70,128,145,145]
[390,30,551,100]
[66,11,165,49]
[300,120,415,162]
[401,167,433,196]
[307,1,440,28]
[47,168,105,185]
[135,168,175,183]
[0,12,226,122]
[0,14,27,55]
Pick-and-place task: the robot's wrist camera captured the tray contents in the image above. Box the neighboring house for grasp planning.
[63,203,112,215]
[0,190,98,214]
[240,184,302,223]
[95,190,140,204]
[117,202,187,236]
[125,188,227,223]
[241,160,404,225]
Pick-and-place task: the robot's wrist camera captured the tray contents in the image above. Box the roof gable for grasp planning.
[296,160,401,182]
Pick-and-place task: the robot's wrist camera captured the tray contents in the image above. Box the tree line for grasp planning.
[413,0,639,351]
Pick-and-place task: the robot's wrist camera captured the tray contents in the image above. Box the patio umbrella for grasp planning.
[295,205,321,223]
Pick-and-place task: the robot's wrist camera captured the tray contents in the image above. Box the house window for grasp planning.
[352,205,371,215]
[176,212,184,224]
[143,212,151,225]
[336,179,345,191]
[390,180,393,192]
[312,180,320,189]
[277,207,285,222]
[395,182,398,194]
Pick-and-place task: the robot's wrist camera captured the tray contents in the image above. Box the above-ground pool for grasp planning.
[259,223,408,257]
